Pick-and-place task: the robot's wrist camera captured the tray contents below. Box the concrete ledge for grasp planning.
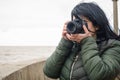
[2,60,57,80]
[0,46,57,80]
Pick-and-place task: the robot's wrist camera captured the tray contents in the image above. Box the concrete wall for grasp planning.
[2,60,57,80]
[0,46,56,80]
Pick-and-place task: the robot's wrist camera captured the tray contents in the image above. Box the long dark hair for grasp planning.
[71,2,119,42]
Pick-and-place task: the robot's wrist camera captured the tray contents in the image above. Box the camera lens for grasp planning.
[67,19,83,34]
[67,21,77,34]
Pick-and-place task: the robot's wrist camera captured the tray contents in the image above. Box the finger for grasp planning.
[63,31,67,34]
[63,22,69,30]
[71,34,78,37]
[66,34,73,40]
[66,34,70,40]
[83,25,89,33]
[62,31,67,37]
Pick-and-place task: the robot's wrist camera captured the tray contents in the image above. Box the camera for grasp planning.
[66,18,87,34]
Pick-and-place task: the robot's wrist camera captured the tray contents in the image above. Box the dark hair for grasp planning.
[71,2,119,42]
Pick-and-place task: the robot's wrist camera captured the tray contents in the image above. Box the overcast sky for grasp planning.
[0,0,119,46]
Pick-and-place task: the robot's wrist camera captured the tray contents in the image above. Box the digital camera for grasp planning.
[67,19,87,34]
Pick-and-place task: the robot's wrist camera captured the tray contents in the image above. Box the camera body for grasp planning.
[66,19,87,34]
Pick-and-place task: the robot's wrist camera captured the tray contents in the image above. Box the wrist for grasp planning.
[59,37,73,47]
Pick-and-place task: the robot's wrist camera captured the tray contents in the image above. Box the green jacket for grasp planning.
[43,37,120,80]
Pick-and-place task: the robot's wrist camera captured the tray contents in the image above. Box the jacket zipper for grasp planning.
[70,55,79,80]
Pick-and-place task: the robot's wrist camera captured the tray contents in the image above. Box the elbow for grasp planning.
[43,67,59,79]
[43,62,60,79]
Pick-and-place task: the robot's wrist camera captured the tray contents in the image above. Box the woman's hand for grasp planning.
[66,25,92,43]
[62,21,71,40]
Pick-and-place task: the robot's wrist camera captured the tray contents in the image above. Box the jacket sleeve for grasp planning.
[43,38,73,79]
[80,37,120,80]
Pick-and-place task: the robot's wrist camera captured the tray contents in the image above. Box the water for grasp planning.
[0,46,56,63]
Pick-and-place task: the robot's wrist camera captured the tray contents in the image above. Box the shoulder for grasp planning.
[108,39,120,46]
[103,39,120,54]
[99,39,120,54]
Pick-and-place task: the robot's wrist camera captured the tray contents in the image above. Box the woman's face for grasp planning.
[73,16,97,36]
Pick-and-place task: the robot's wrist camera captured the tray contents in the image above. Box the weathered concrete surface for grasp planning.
[0,46,57,80]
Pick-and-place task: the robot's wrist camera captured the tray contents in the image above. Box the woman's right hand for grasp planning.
[62,21,70,40]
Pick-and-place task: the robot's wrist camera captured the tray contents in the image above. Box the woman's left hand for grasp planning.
[66,25,92,43]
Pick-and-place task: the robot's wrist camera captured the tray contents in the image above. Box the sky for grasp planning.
[0,0,120,46]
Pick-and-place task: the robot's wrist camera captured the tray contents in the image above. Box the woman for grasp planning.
[43,2,120,80]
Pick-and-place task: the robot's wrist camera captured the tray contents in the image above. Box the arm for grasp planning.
[43,38,73,79]
[80,37,120,80]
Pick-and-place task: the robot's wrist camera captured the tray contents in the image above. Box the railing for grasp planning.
[0,46,56,80]
[1,60,57,80]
